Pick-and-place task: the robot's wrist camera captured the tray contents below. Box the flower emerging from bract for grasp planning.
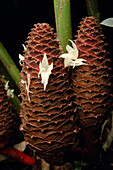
[59,40,87,68]
[21,74,33,102]
[38,53,53,90]
[5,81,14,98]
[19,54,24,65]
[19,44,26,65]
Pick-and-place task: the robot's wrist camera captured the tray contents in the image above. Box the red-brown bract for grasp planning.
[72,16,113,159]
[0,78,14,147]
[20,17,113,165]
[20,23,78,165]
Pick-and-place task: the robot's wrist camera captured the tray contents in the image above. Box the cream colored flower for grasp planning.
[59,39,87,68]
[5,81,14,98]
[19,44,26,65]
[22,44,26,51]
[21,74,33,102]
[19,54,24,65]
[38,53,53,90]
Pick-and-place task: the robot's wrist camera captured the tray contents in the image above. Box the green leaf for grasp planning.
[100,18,113,27]
[0,42,21,89]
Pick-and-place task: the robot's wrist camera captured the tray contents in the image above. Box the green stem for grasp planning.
[86,0,100,22]
[0,61,20,94]
[0,75,21,113]
[54,0,72,52]
[0,42,21,89]
[10,94,21,112]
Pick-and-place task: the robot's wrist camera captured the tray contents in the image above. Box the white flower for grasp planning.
[19,44,26,65]
[22,44,26,51]
[21,74,33,102]
[5,81,14,98]
[59,39,87,68]
[5,81,9,90]
[19,54,24,65]
[38,53,53,90]
[7,89,14,98]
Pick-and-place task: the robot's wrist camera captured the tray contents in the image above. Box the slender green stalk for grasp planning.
[86,0,100,22]
[10,94,21,112]
[0,42,21,89]
[54,0,72,52]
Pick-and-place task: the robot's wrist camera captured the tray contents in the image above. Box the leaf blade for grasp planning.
[100,18,113,27]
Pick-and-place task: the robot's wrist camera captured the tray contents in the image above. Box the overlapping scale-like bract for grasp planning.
[73,17,113,127]
[72,17,113,157]
[0,79,13,142]
[20,23,78,165]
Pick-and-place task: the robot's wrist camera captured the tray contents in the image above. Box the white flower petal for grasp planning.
[22,44,26,51]
[44,73,49,90]
[64,56,71,67]
[75,62,87,66]
[59,39,87,68]
[4,81,14,98]
[19,54,24,61]
[19,54,24,65]
[70,60,87,68]
[66,45,73,53]
[7,89,14,98]
[77,58,87,62]
[69,39,79,57]
[41,53,49,70]
[59,53,69,59]
[5,81,9,90]
[21,79,26,84]
[47,62,53,74]
[38,62,42,77]
[21,74,33,102]
[40,72,49,91]
[27,74,32,101]
[69,50,77,59]
[38,53,53,90]
[69,39,77,51]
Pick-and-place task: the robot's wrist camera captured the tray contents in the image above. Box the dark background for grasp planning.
[0,0,113,68]
[0,1,113,169]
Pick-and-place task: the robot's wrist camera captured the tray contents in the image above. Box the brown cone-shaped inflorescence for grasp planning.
[0,78,13,146]
[72,17,113,157]
[20,23,78,165]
